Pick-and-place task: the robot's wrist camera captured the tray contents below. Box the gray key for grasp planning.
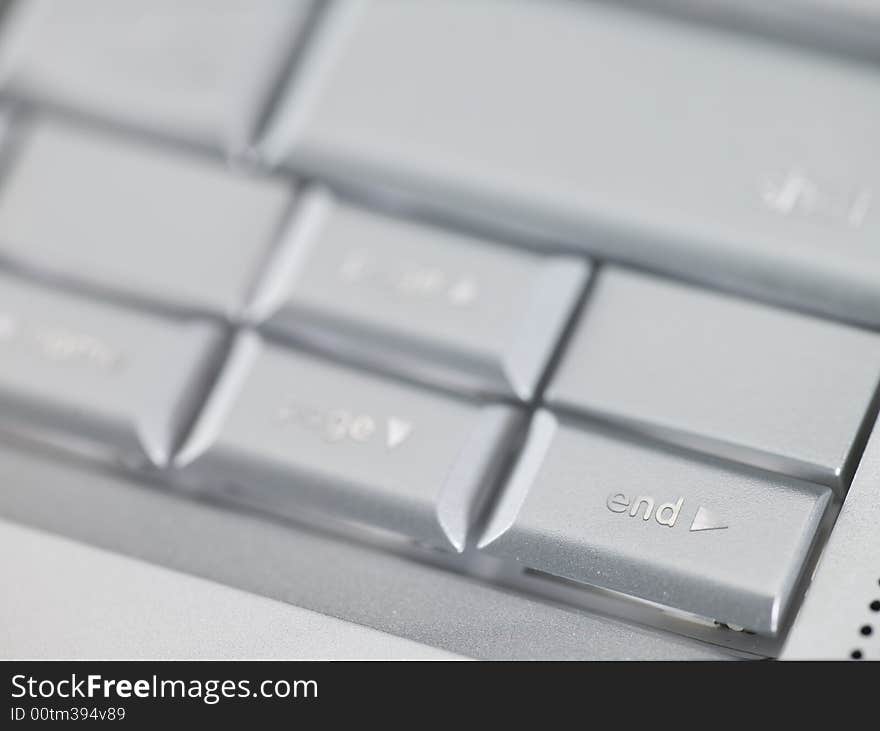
[478,411,832,634]
[0,272,220,465]
[0,0,312,149]
[547,268,880,493]
[249,188,589,399]
[263,0,880,327]
[0,121,291,317]
[176,334,522,551]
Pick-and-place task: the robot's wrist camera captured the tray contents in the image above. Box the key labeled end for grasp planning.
[478,411,832,634]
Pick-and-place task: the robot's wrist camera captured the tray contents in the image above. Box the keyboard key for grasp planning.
[249,188,589,399]
[263,0,880,327]
[546,268,880,492]
[0,272,221,465]
[176,335,523,551]
[0,121,291,317]
[478,411,832,634]
[0,0,312,148]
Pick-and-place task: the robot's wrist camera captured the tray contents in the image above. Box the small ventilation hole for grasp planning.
[860,625,873,637]
[851,650,863,660]
[871,600,880,612]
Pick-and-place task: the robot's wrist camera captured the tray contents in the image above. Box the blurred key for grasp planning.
[264,0,880,327]
[176,335,522,551]
[249,189,589,399]
[478,412,832,634]
[547,268,880,492]
[0,121,291,317]
[0,0,313,148]
[0,272,221,465]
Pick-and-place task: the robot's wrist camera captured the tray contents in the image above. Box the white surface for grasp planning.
[0,518,460,659]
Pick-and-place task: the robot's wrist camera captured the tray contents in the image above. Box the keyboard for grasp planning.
[1,0,879,659]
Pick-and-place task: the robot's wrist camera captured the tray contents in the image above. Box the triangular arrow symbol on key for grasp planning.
[690,506,728,532]
[386,417,413,449]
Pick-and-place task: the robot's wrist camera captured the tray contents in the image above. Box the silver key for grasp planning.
[249,188,589,399]
[0,0,312,149]
[547,268,880,492]
[176,334,523,551]
[478,411,832,634]
[0,121,291,317]
[263,0,880,327]
[0,272,221,465]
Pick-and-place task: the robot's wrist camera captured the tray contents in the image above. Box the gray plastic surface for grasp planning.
[0,518,461,659]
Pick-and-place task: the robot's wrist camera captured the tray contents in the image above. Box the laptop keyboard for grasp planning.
[0,0,879,654]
